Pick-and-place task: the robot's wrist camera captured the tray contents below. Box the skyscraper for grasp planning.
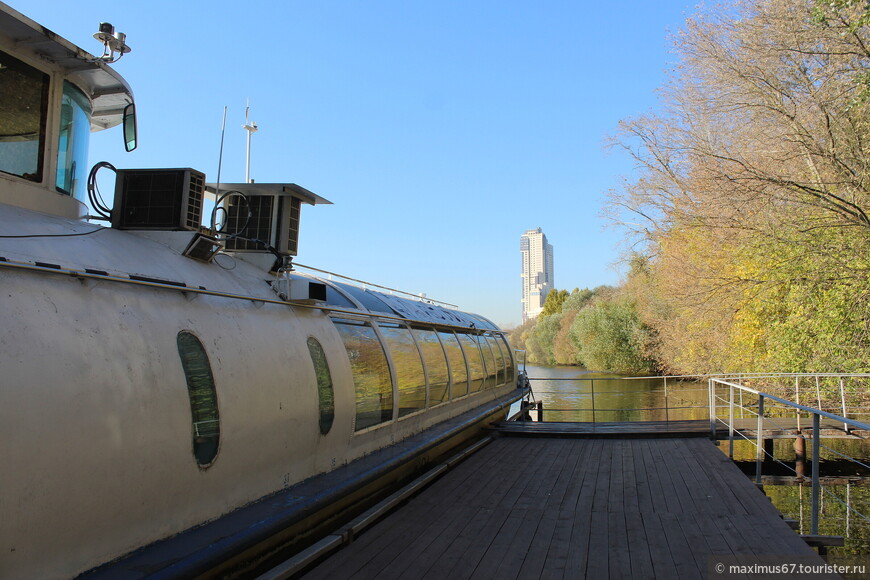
[520,227,554,322]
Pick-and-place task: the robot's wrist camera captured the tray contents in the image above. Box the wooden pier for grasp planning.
[296,433,836,579]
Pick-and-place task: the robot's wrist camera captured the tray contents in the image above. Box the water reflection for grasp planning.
[525,364,709,422]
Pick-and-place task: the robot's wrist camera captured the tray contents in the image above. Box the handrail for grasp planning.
[709,377,870,536]
[711,379,870,432]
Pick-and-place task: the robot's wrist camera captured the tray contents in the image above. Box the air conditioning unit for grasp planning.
[224,194,302,256]
[112,168,205,231]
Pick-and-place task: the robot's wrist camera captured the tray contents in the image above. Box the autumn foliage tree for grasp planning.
[607,0,870,373]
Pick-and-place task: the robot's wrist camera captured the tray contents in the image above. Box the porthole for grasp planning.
[176,331,220,467]
[306,336,335,435]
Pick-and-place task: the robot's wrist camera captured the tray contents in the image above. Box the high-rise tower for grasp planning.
[520,227,554,322]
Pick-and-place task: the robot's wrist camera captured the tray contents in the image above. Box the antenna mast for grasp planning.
[243,100,258,183]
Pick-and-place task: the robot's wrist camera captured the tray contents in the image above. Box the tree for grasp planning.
[607,0,870,373]
[541,289,570,317]
[568,296,656,374]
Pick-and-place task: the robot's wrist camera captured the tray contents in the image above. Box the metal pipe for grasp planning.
[756,395,765,485]
[796,376,801,432]
[815,375,822,410]
[729,384,735,459]
[841,378,849,434]
[709,378,716,439]
[812,413,820,535]
[591,379,596,423]
[664,376,669,423]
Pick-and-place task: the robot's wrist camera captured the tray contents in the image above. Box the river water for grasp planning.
[523,364,870,569]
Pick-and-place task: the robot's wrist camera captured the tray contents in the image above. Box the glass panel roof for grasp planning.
[289,274,356,309]
[297,273,501,331]
[332,282,395,314]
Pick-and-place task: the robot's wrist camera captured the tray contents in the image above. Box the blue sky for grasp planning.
[21,1,695,328]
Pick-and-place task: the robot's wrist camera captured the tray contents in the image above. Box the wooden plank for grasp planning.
[680,440,749,517]
[801,534,845,547]
[562,502,594,579]
[463,507,529,580]
[634,439,667,516]
[624,508,654,579]
[538,508,575,580]
[417,505,503,580]
[531,442,597,580]
[559,438,601,512]
[639,438,685,514]
[513,434,593,578]
[607,440,625,514]
[656,439,699,513]
[589,438,614,513]
[486,507,547,580]
[657,511,703,579]
[607,510,632,580]
[621,440,641,515]
[639,511,680,579]
[583,510,610,579]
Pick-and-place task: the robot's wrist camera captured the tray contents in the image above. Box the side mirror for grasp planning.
[123,103,137,152]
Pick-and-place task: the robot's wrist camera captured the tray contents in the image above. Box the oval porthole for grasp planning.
[177,331,220,467]
[307,337,335,435]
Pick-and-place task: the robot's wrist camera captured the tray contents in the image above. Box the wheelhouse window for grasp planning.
[55,81,92,201]
[379,323,426,418]
[334,319,393,431]
[0,50,49,182]
[176,331,220,467]
[306,337,335,435]
[413,328,450,406]
[440,331,468,399]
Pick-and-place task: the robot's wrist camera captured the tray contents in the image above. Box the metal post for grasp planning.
[840,378,849,433]
[729,384,735,459]
[795,376,801,432]
[815,375,822,410]
[709,378,716,439]
[591,379,596,423]
[756,395,765,485]
[847,483,851,536]
[662,377,671,423]
[243,101,258,183]
[812,413,820,535]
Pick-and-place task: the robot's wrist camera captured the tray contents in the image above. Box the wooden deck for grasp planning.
[299,437,836,579]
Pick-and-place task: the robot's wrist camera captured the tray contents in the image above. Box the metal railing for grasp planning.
[710,377,870,535]
[520,372,870,425]
[522,375,711,423]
